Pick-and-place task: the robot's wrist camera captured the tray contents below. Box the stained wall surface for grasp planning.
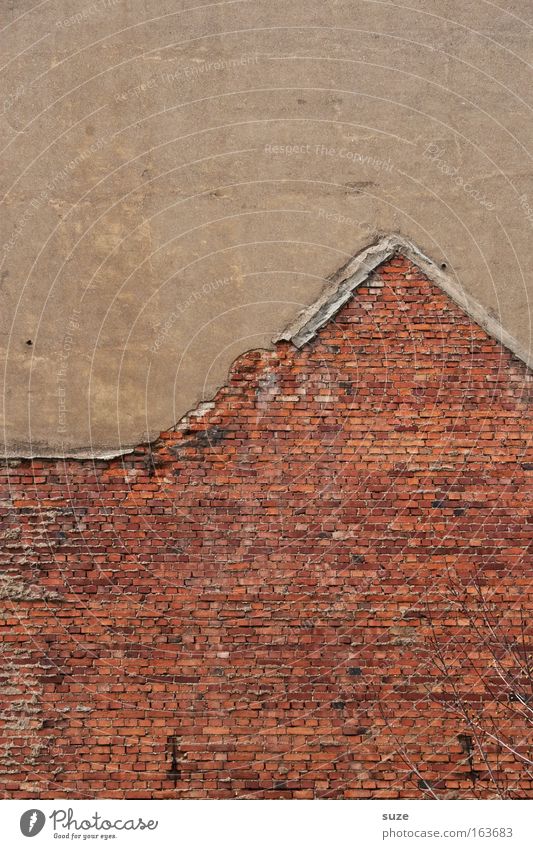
[1,0,533,455]
[1,257,531,799]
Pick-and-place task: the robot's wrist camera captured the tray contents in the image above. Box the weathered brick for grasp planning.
[0,255,531,799]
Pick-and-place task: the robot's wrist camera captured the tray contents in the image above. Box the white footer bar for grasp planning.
[2,799,531,849]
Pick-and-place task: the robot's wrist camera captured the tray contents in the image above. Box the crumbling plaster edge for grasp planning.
[4,234,532,461]
[1,445,137,461]
[276,234,533,373]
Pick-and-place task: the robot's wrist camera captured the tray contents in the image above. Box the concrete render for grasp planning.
[1,0,532,457]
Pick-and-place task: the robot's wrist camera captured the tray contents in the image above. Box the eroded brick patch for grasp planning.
[0,256,531,799]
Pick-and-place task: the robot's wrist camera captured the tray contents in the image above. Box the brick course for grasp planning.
[0,255,531,798]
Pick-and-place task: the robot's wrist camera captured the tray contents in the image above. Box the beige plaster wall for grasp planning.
[1,0,532,456]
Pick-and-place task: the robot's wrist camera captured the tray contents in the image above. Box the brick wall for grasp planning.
[1,255,531,799]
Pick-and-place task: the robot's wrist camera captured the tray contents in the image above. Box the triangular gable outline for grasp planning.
[8,235,531,459]
[275,234,532,371]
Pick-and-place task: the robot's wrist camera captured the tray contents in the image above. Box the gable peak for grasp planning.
[275,234,531,370]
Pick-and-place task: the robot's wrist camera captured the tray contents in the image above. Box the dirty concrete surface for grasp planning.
[0,0,532,456]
